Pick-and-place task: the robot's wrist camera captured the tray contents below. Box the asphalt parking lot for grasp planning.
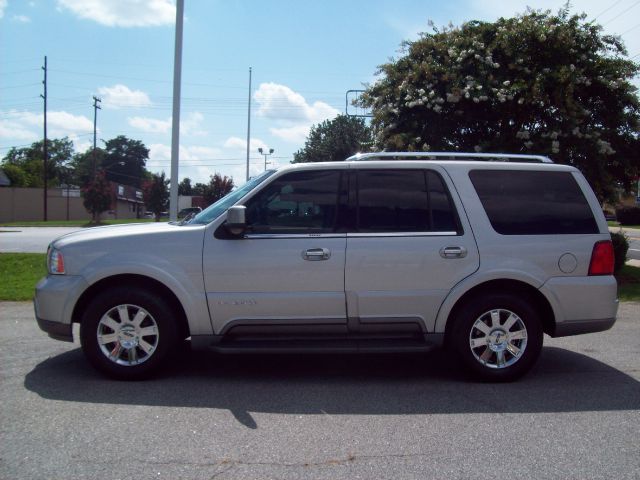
[1,301,639,480]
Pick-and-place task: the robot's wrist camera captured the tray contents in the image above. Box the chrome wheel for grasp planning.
[469,308,528,369]
[97,304,159,366]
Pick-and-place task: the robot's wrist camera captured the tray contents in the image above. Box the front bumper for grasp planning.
[34,274,87,342]
[35,316,73,342]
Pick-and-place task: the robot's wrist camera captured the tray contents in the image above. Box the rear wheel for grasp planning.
[80,287,178,380]
[450,293,543,382]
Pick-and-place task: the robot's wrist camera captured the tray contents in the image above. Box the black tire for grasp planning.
[80,286,178,380]
[449,293,543,382]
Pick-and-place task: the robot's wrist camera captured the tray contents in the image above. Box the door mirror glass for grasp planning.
[226,206,247,236]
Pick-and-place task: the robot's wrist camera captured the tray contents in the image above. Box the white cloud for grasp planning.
[223,136,268,152]
[0,119,40,142]
[128,116,171,133]
[0,110,95,151]
[128,112,207,136]
[12,14,31,23]
[0,0,6,19]
[253,83,339,145]
[181,112,207,136]
[98,84,152,109]
[268,125,312,144]
[0,110,93,140]
[48,111,95,136]
[57,0,175,27]
[255,82,338,123]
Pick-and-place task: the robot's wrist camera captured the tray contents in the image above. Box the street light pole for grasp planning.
[258,147,274,171]
[169,0,184,222]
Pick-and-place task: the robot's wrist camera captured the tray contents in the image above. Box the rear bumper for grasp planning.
[550,317,616,337]
[540,275,618,337]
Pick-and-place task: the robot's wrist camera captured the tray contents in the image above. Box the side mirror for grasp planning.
[225,206,247,236]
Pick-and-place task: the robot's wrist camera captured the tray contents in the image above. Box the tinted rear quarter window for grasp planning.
[356,169,458,233]
[469,170,598,235]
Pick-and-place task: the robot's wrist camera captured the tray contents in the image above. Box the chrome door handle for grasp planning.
[439,246,468,259]
[303,248,331,261]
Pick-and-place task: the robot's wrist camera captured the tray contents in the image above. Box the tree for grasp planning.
[82,171,112,223]
[293,115,373,163]
[68,147,106,187]
[192,182,208,196]
[203,173,234,206]
[103,136,150,187]
[1,164,30,187]
[1,137,74,187]
[142,172,170,221]
[359,7,640,201]
[178,177,193,195]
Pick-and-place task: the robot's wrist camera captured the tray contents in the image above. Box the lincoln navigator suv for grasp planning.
[34,152,618,381]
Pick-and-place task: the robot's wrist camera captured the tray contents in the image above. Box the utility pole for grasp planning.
[246,67,252,182]
[40,56,48,221]
[92,96,101,177]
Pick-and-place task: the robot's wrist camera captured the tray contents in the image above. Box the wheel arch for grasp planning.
[442,279,555,343]
[71,274,190,340]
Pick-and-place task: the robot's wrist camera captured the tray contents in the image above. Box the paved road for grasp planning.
[0,227,83,253]
[1,301,638,479]
[620,228,640,261]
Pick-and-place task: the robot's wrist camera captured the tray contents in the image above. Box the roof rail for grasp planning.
[346,152,553,163]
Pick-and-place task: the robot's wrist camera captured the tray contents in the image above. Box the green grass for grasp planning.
[617,265,640,302]
[0,253,46,301]
[1,253,639,303]
[0,218,157,227]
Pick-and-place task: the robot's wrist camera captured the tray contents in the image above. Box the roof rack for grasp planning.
[346,152,553,163]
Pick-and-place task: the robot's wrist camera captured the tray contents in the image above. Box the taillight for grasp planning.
[588,240,614,276]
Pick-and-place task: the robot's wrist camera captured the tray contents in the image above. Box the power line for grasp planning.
[602,0,640,26]
[620,23,640,35]
[593,0,625,21]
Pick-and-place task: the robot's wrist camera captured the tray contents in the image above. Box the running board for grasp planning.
[191,334,445,354]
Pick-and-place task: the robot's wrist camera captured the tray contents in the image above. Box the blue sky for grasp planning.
[1,0,639,185]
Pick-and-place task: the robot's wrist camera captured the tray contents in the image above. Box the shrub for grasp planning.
[615,206,640,226]
[610,231,629,274]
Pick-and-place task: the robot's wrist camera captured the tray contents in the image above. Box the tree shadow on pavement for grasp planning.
[24,346,640,429]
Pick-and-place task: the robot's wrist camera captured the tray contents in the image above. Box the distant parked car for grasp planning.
[178,207,202,219]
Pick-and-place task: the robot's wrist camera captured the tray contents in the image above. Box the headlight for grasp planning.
[47,246,66,275]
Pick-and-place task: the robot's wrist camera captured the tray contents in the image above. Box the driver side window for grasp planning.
[245,170,341,234]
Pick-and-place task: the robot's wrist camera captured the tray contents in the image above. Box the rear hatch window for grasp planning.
[469,170,598,235]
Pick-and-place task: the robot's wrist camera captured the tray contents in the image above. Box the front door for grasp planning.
[203,168,348,335]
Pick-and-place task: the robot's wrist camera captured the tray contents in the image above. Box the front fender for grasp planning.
[70,253,212,336]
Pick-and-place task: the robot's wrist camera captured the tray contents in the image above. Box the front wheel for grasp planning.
[80,287,178,380]
[449,294,543,382]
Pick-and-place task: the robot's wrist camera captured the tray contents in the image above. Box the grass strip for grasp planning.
[0,253,46,301]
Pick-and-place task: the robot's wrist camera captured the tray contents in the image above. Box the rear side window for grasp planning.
[469,170,598,235]
[356,170,458,233]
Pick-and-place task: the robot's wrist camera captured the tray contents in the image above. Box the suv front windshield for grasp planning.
[186,170,276,225]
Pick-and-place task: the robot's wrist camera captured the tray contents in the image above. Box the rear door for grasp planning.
[345,166,479,333]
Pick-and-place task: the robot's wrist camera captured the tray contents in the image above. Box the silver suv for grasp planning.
[34,153,618,381]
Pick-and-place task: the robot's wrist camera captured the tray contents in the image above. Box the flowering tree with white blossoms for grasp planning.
[359,7,639,201]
